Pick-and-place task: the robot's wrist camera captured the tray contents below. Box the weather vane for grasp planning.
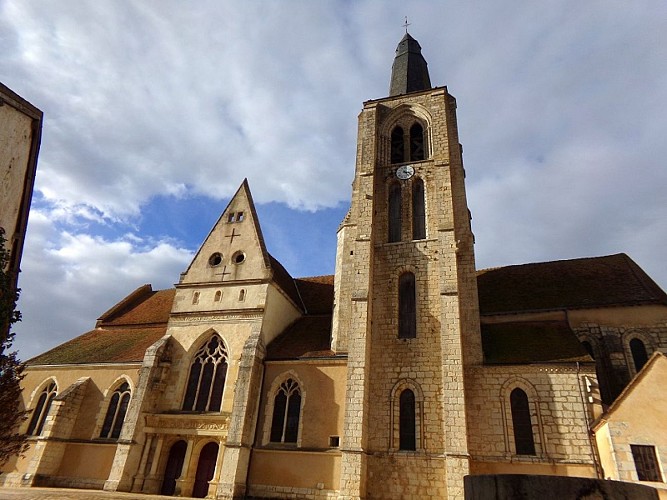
[403,16,411,34]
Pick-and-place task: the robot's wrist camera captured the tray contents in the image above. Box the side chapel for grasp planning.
[3,33,667,499]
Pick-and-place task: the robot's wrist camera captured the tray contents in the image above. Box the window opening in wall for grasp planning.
[208,252,222,266]
[630,338,649,372]
[388,183,402,243]
[227,213,235,223]
[182,335,228,412]
[631,444,663,482]
[192,291,200,305]
[399,389,416,450]
[398,272,416,339]
[236,211,244,222]
[214,290,222,302]
[510,388,536,455]
[27,381,57,436]
[238,289,245,301]
[100,382,131,439]
[409,123,425,161]
[232,251,246,264]
[329,436,340,447]
[391,126,405,164]
[270,378,301,444]
[412,178,426,240]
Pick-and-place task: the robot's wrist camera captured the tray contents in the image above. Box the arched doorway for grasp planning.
[161,440,187,496]
[192,442,219,498]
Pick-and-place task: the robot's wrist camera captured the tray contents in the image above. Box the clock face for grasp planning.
[396,165,415,180]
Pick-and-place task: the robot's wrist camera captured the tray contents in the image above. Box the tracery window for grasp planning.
[27,381,57,436]
[412,178,426,240]
[100,382,131,439]
[398,272,416,339]
[388,183,402,243]
[629,338,649,373]
[399,389,416,450]
[182,335,228,412]
[510,388,536,455]
[389,122,427,164]
[270,378,301,444]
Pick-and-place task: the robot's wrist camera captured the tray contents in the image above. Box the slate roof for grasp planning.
[478,253,667,315]
[28,286,173,365]
[389,33,432,96]
[265,315,334,360]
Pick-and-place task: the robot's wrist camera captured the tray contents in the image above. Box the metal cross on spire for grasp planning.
[403,16,411,33]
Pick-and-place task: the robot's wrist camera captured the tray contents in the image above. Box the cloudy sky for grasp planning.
[2,1,666,360]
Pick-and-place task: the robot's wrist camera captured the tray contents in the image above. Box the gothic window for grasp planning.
[270,378,301,444]
[510,388,536,455]
[100,382,131,439]
[388,183,402,243]
[182,335,228,412]
[27,381,57,436]
[409,123,425,161]
[631,444,663,482]
[391,126,405,164]
[399,272,416,339]
[399,389,416,450]
[412,178,426,240]
[630,338,649,372]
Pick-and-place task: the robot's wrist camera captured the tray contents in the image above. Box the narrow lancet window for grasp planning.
[510,388,536,455]
[391,126,405,164]
[399,272,416,339]
[630,338,648,372]
[388,183,402,243]
[412,178,426,240]
[409,123,425,161]
[183,335,228,412]
[399,389,416,450]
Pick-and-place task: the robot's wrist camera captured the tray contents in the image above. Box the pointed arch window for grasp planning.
[270,378,301,444]
[399,272,416,339]
[183,335,228,412]
[100,382,131,439]
[510,388,536,455]
[409,123,425,161]
[391,126,405,164]
[399,389,416,450]
[388,183,402,243]
[27,381,57,436]
[412,178,426,240]
[630,338,649,372]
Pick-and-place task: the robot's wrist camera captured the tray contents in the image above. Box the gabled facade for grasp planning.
[2,33,667,499]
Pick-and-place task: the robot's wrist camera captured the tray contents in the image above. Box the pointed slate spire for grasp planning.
[389,32,432,96]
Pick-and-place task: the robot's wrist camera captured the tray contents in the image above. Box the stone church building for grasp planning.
[2,34,667,498]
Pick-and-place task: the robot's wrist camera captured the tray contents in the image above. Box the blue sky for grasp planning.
[2,1,667,359]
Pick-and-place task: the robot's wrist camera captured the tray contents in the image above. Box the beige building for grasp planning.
[2,34,666,499]
[0,83,42,290]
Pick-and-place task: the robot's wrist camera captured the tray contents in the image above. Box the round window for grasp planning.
[232,251,246,264]
[208,252,223,266]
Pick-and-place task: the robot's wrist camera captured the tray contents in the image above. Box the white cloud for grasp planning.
[2,1,667,360]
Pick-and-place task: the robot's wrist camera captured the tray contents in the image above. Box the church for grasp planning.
[2,33,667,499]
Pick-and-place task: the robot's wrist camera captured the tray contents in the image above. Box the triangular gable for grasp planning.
[592,352,667,430]
[180,179,272,285]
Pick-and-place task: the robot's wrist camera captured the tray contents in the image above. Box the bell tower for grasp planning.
[335,33,482,499]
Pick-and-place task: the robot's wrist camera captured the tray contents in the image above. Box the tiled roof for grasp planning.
[481,320,591,364]
[295,275,334,315]
[28,326,166,365]
[28,286,172,366]
[478,253,667,315]
[266,315,334,360]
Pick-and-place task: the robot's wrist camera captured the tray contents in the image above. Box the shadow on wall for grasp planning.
[464,474,660,500]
